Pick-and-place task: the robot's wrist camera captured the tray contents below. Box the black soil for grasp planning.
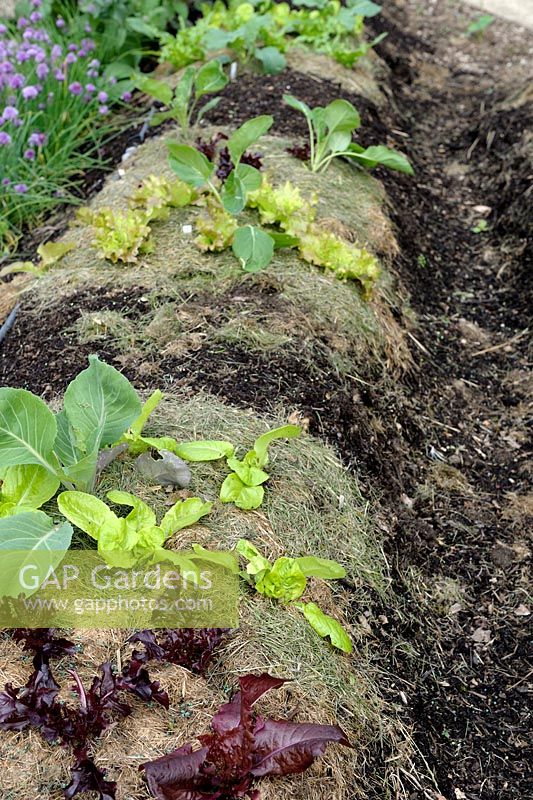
[0,3,531,800]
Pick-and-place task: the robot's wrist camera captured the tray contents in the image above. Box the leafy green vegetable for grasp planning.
[136,60,229,138]
[0,512,73,597]
[0,465,60,518]
[158,0,383,74]
[77,207,153,264]
[236,539,351,651]
[232,225,275,272]
[0,356,141,503]
[174,441,235,462]
[220,424,300,510]
[0,240,75,278]
[295,601,353,653]
[57,490,212,564]
[284,94,413,175]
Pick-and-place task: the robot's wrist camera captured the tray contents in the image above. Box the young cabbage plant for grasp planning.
[284,94,414,175]
[237,539,352,653]
[136,59,229,138]
[57,490,212,567]
[168,114,280,270]
[0,355,141,495]
[220,424,301,510]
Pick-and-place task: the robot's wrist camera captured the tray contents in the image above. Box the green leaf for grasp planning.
[106,490,157,530]
[221,171,247,215]
[252,424,301,467]
[135,74,173,105]
[167,143,215,187]
[235,538,271,574]
[324,99,360,151]
[196,95,222,124]
[227,115,273,166]
[295,556,346,579]
[126,16,160,38]
[36,241,75,267]
[174,440,235,461]
[0,465,60,516]
[63,355,141,456]
[220,473,264,510]
[191,543,240,573]
[348,144,414,175]
[195,59,228,97]
[0,512,72,598]
[255,46,286,74]
[226,457,269,487]
[235,163,262,193]
[54,410,81,467]
[130,390,164,436]
[296,601,353,653]
[0,510,72,550]
[232,225,274,273]
[160,497,212,537]
[0,388,58,472]
[57,491,120,542]
[268,232,300,249]
[174,66,195,116]
[283,94,312,120]
[256,557,307,601]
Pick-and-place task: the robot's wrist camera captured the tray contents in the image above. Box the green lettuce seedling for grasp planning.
[220,424,301,510]
[136,60,229,138]
[115,389,235,464]
[0,355,141,498]
[284,94,413,175]
[57,490,212,567]
[237,539,352,652]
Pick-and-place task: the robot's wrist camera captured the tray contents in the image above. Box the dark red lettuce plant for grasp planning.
[141,672,351,799]
[127,628,228,675]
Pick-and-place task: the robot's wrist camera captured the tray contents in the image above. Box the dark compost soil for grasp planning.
[0,2,531,799]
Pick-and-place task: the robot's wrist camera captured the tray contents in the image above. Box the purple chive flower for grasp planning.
[9,73,26,89]
[68,81,83,95]
[22,85,39,100]
[98,105,109,115]
[0,24,7,35]
[14,183,29,193]
[2,178,10,186]
[56,17,65,29]
[0,132,12,145]
[1,105,19,121]
[36,63,49,79]
[30,11,42,22]
[89,58,100,68]
[97,90,107,103]
[51,44,62,61]
[121,91,132,102]
[24,148,35,160]
[109,76,117,85]
[17,17,29,30]
[29,131,46,147]
[54,68,65,81]
[32,0,42,7]
[65,52,77,65]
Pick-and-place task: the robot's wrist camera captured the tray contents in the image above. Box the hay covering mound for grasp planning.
[25,128,409,379]
[0,392,395,800]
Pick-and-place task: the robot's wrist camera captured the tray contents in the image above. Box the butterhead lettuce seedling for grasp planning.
[237,539,352,652]
[220,424,301,510]
[57,490,212,567]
